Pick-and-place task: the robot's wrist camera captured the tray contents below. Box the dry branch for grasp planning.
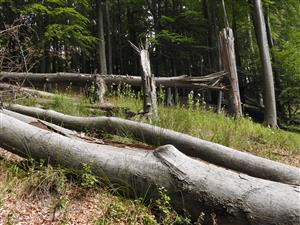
[6,104,300,185]
[0,112,299,224]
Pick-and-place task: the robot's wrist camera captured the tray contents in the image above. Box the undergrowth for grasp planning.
[0,156,194,225]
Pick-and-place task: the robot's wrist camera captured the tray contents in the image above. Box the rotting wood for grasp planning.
[1,112,299,225]
[6,103,300,185]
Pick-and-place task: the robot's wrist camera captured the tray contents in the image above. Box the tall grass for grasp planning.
[110,96,300,166]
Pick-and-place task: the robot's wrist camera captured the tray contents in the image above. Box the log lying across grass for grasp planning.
[0,72,227,90]
[0,112,299,225]
[6,104,300,185]
[0,83,54,98]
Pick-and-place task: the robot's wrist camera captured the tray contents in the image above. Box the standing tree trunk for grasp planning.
[130,43,158,118]
[252,0,277,128]
[220,28,243,117]
[264,7,284,119]
[96,0,107,74]
[105,0,113,74]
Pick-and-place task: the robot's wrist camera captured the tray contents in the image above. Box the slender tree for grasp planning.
[252,0,277,128]
[105,0,112,74]
[96,0,107,74]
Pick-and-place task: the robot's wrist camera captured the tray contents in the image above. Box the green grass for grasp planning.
[109,96,300,166]
[3,91,299,224]
[16,94,105,117]
[12,93,300,166]
[0,156,192,225]
[13,93,300,166]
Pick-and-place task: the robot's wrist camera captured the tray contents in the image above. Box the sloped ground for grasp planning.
[0,148,182,225]
[1,94,299,224]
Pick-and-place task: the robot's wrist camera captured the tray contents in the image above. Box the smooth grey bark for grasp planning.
[7,104,300,185]
[220,28,243,117]
[96,0,107,74]
[2,109,104,144]
[0,112,299,225]
[0,72,96,83]
[0,72,227,91]
[264,7,283,118]
[252,0,277,128]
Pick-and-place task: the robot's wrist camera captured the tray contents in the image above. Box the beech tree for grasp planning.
[251,0,277,128]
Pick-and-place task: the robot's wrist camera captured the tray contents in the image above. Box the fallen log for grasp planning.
[2,109,104,144]
[6,104,300,185]
[0,83,54,98]
[0,72,228,90]
[0,112,299,224]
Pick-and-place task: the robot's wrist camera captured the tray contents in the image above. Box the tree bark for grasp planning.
[264,7,284,119]
[252,0,277,128]
[0,72,227,91]
[0,112,299,225]
[6,104,300,185]
[138,46,157,117]
[220,28,243,117]
[96,0,107,74]
[129,43,157,117]
[105,0,113,74]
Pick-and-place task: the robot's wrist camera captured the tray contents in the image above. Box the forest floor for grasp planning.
[0,93,299,224]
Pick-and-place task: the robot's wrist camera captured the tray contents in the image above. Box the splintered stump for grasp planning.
[130,42,158,118]
[0,112,299,225]
[220,28,242,117]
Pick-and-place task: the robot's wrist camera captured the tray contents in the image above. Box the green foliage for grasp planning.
[274,30,300,119]
[22,0,96,53]
[79,163,100,188]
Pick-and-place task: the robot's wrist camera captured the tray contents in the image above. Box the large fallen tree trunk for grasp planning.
[0,72,227,90]
[0,112,299,225]
[6,104,300,185]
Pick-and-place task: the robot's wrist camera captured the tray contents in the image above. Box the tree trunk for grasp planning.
[220,28,243,117]
[264,7,284,119]
[139,46,157,117]
[105,0,113,74]
[252,0,277,128]
[96,0,107,74]
[0,72,227,91]
[0,112,299,225]
[7,104,300,186]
